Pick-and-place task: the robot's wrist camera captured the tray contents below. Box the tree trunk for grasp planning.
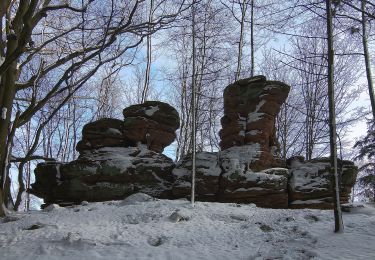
[0,188,5,217]
[236,0,247,81]
[250,0,254,77]
[141,0,154,103]
[326,0,343,233]
[191,0,197,206]
[361,0,375,120]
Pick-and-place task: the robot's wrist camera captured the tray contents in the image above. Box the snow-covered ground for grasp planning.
[1,194,374,260]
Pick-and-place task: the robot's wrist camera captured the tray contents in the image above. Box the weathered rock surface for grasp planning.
[172,152,221,201]
[30,80,359,210]
[287,157,358,209]
[218,145,289,208]
[171,146,289,208]
[219,75,290,171]
[76,118,125,152]
[30,146,175,205]
[123,101,180,153]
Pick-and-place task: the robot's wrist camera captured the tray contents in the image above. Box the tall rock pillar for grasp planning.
[219,75,290,170]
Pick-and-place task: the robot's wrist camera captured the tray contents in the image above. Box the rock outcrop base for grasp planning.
[287,157,358,209]
[31,146,174,205]
[30,77,359,209]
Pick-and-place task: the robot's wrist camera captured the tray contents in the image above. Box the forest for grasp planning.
[0,0,374,231]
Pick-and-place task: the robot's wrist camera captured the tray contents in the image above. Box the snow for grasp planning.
[246,130,261,136]
[264,85,279,90]
[247,99,265,123]
[1,196,374,260]
[105,128,122,136]
[77,146,173,175]
[291,199,326,205]
[289,162,330,191]
[243,168,287,183]
[219,144,261,178]
[173,152,221,177]
[144,106,159,116]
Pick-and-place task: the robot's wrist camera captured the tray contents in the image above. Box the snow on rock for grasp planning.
[219,75,290,173]
[76,118,125,152]
[43,204,63,212]
[171,146,289,208]
[119,193,155,206]
[30,147,175,205]
[288,157,358,209]
[247,99,265,123]
[1,200,374,260]
[105,128,122,136]
[144,105,159,116]
[219,144,261,177]
[172,152,221,201]
[123,101,180,153]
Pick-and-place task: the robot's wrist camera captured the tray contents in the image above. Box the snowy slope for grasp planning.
[0,195,374,260]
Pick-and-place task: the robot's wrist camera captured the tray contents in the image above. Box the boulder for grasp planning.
[76,118,125,152]
[287,157,358,209]
[171,152,221,201]
[218,145,289,208]
[171,147,289,208]
[219,76,290,170]
[30,161,64,202]
[123,101,180,153]
[30,146,175,205]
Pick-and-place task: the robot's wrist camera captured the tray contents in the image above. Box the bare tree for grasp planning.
[141,0,155,103]
[360,0,375,120]
[0,0,187,215]
[191,0,197,206]
[326,0,343,233]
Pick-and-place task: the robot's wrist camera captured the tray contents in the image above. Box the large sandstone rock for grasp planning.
[30,80,359,210]
[171,152,221,201]
[123,101,180,153]
[219,76,290,171]
[76,118,125,152]
[218,145,289,208]
[30,146,175,205]
[171,147,289,208]
[287,157,358,209]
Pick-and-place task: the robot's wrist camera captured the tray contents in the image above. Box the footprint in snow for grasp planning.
[255,222,273,232]
[147,236,167,247]
[24,223,45,230]
[169,210,189,223]
[304,214,319,222]
[230,214,248,221]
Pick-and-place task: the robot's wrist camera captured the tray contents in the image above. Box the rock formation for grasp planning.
[30,76,359,210]
[172,152,221,202]
[76,118,125,152]
[287,157,358,209]
[218,145,289,208]
[219,76,290,170]
[123,101,180,153]
[171,147,289,208]
[31,146,174,206]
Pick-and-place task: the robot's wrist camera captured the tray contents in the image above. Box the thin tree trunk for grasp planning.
[191,0,197,207]
[326,0,343,233]
[0,189,5,216]
[250,0,254,77]
[236,0,247,81]
[141,0,154,103]
[361,0,375,120]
